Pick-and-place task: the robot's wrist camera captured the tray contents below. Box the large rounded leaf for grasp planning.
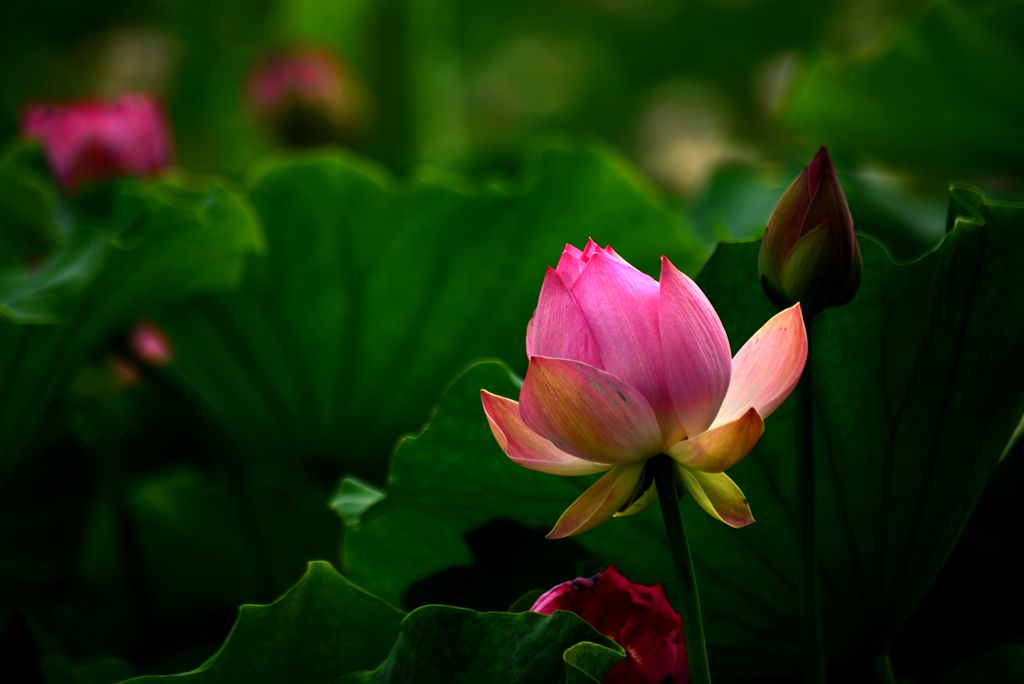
[339,607,622,684]
[155,146,708,477]
[120,562,404,683]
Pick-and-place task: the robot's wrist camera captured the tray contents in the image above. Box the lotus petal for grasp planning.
[481,391,609,476]
[547,464,646,538]
[659,257,732,437]
[678,468,755,528]
[715,303,807,426]
[666,408,764,473]
[519,356,663,464]
[526,267,601,366]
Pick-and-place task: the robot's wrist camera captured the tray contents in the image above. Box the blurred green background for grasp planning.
[1,0,1023,682]
[3,0,1021,185]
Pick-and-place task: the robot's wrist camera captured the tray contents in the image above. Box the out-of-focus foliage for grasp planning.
[0,144,262,482]
[7,0,1019,189]
[787,1,1024,178]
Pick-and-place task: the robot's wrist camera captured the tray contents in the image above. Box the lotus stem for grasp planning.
[652,454,712,684]
[797,312,825,683]
[871,654,896,684]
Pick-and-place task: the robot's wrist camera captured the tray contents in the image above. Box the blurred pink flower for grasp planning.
[21,93,173,193]
[130,321,172,367]
[481,240,807,538]
[247,48,364,145]
[532,565,687,684]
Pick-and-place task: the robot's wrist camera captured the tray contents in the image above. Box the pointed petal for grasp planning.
[764,165,813,264]
[555,243,585,288]
[570,252,675,434]
[659,257,732,436]
[481,391,610,476]
[714,303,807,426]
[547,464,646,539]
[666,408,764,473]
[679,468,755,528]
[526,268,602,366]
[601,245,630,265]
[581,239,629,267]
[581,238,605,262]
[519,356,663,464]
[803,149,853,248]
[779,222,832,301]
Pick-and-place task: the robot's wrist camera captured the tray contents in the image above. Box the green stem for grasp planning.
[405,0,467,164]
[797,313,825,683]
[870,654,896,684]
[94,421,153,651]
[369,0,416,170]
[369,0,466,170]
[652,454,711,684]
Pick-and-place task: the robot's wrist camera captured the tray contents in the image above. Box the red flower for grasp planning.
[531,565,688,683]
[21,93,173,193]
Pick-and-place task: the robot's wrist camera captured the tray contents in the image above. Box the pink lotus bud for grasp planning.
[758,146,862,312]
[531,566,688,683]
[130,321,172,367]
[247,48,365,146]
[21,93,173,193]
[481,240,808,537]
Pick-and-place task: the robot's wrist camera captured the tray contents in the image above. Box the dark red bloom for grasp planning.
[531,566,687,683]
[21,93,173,193]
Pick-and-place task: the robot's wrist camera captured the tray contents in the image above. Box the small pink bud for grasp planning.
[130,321,173,367]
[531,566,688,683]
[247,48,365,146]
[21,93,174,193]
[758,146,862,313]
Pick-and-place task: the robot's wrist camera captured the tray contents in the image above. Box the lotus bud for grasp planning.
[21,94,173,193]
[247,47,366,146]
[130,321,172,367]
[758,146,862,313]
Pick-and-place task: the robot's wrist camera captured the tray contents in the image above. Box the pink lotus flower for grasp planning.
[531,565,687,684]
[481,240,807,538]
[21,93,173,193]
